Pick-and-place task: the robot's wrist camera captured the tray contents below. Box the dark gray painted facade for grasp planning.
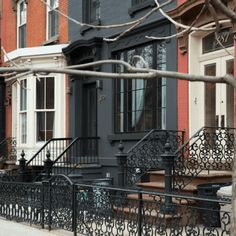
[64,0,178,182]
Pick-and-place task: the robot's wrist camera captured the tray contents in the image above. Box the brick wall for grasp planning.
[1,0,69,139]
[1,0,68,52]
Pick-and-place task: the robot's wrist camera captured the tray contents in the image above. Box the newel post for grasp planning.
[115,141,128,187]
[160,141,176,214]
[44,150,53,179]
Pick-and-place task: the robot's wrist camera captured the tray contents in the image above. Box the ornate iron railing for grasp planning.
[0,137,17,162]
[126,129,185,186]
[26,138,72,166]
[52,136,100,176]
[0,176,232,235]
[174,127,235,191]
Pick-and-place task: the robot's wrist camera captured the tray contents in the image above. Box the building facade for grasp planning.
[1,0,69,159]
[63,0,178,179]
[171,0,236,138]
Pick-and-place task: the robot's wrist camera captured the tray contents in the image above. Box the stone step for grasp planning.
[149,170,232,186]
[137,181,197,193]
[127,193,195,206]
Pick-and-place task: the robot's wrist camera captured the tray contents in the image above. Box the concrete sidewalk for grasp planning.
[0,217,74,236]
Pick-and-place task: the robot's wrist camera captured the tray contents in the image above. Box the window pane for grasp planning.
[21,113,27,144]
[48,10,58,38]
[20,80,27,111]
[202,28,234,54]
[46,77,54,109]
[204,64,216,127]
[20,2,26,25]
[36,78,45,109]
[19,24,26,48]
[37,112,45,141]
[90,0,100,23]
[46,112,54,140]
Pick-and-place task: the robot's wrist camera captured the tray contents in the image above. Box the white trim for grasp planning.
[4,44,68,63]
[189,21,234,137]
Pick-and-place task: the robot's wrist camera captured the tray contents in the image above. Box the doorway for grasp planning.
[82,82,97,138]
[200,56,234,129]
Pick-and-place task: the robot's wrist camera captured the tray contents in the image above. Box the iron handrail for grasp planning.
[26,138,73,165]
[175,126,236,155]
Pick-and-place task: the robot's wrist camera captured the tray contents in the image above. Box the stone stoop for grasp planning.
[136,170,232,194]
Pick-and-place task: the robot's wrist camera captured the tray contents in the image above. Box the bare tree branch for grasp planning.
[2,60,236,88]
[211,0,236,22]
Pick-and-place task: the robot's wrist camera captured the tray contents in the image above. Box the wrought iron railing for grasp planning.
[0,176,232,235]
[26,138,72,166]
[126,129,185,186]
[0,137,17,162]
[174,127,235,191]
[52,137,100,176]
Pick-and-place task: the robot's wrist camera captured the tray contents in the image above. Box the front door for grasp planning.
[201,56,234,129]
[82,82,97,137]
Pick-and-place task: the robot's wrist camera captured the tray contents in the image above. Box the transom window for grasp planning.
[47,0,59,39]
[202,28,234,54]
[114,43,167,133]
[36,77,55,142]
[20,79,27,144]
[83,0,100,23]
[17,0,27,48]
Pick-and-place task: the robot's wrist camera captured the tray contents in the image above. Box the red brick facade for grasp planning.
[1,0,69,139]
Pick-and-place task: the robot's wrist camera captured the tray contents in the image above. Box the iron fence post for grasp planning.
[161,141,176,214]
[48,180,52,231]
[115,141,128,187]
[18,150,27,182]
[137,190,143,236]
[41,181,46,229]
[44,150,53,179]
[72,184,77,236]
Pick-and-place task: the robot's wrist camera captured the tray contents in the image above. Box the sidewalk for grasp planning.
[0,217,74,236]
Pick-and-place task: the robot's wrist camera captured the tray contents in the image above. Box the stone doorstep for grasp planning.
[148,170,232,178]
[137,181,197,192]
[127,193,195,206]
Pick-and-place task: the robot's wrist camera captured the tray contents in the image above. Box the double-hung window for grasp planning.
[83,0,100,23]
[114,43,167,133]
[47,0,59,39]
[36,77,55,142]
[17,0,27,48]
[20,80,27,144]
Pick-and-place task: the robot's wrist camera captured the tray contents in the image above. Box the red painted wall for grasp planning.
[177,0,189,139]
[1,0,69,139]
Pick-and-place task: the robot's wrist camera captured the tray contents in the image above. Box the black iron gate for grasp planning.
[45,175,74,231]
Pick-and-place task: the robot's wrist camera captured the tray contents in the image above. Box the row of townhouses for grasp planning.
[0,0,235,185]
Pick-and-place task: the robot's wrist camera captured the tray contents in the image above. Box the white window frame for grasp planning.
[19,79,27,144]
[17,0,27,48]
[46,0,59,40]
[35,76,55,142]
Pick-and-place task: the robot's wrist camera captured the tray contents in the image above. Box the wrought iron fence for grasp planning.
[0,175,232,235]
[0,137,17,162]
[174,127,235,191]
[126,129,185,186]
